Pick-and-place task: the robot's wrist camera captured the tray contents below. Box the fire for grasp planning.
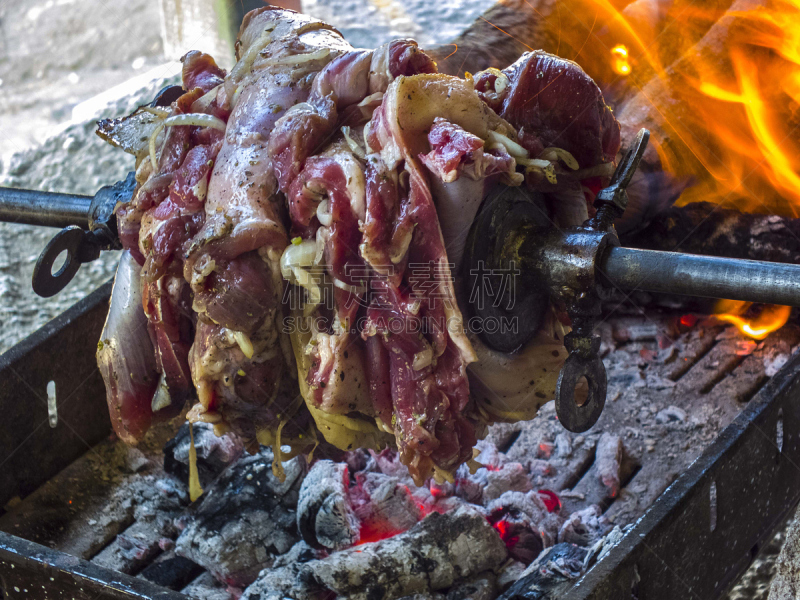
[538,0,800,216]
[629,0,800,214]
[714,299,791,339]
[611,44,631,75]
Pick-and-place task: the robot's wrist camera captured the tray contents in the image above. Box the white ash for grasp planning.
[655,405,687,424]
[554,433,573,458]
[297,459,361,550]
[558,505,607,547]
[351,471,423,537]
[595,433,624,498]
[241,505,508,600]
[175,448,306,588]
[486,491,561,563]
[473,462,534,504]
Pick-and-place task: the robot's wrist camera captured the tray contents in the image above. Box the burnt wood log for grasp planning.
[296,459,360,550]
[174,448,306,588]
[241,505,508,600]
[622,202,800,264]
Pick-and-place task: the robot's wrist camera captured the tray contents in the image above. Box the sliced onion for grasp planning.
[232,331,254,359]
[412,346,433,371]
[363,121,374,154]
[487,129,529,158]
[341,126,366,160]
[281,240,318,278]
[149,113,227,169]
[284,102,314,118]
[539,147,579,170]
[141,106,171,117]
[516,157,552,169]
[315,227,329,265]
[332,277,366,295]
[293,267,322,307]
[517,157,558,184]
[316,199,333,227]
[151,373,172,412]
[191,84,222,113]
[230,25,276,83]
[358,92,384,107]
[267,48,331,67]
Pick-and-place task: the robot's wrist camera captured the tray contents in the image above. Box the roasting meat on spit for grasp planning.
[96,7,620,485]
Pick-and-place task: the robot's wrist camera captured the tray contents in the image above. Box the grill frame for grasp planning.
[0,287,799,598]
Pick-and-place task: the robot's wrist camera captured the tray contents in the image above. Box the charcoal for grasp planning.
[139,552,204,590]
[487,491,560,564]
[92,474,188,575]
[372,448,416,477]
[497,561,527,592]
[344,448,376,474]
[481,463,534,504]
[446,572,497,600]
[297,459,360,550]
[272,540,322,568]
[351,472,422,538]
[181,571,235,600]
[498,543,587,600]
[164,422,243,488]
[175,448,305,588]
[558,505,606,547]
[242,505,508,600]
[454,441,533,505]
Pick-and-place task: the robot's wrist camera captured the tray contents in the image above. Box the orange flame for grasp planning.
[714,299,791,339]
[611,44,631,75]
[541,0,800,215]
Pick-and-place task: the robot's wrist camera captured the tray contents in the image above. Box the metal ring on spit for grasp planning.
[32,226,86,298]
[555,349,607,433]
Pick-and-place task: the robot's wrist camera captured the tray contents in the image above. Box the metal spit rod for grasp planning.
[602,246,800,307]
[0,187,92,230]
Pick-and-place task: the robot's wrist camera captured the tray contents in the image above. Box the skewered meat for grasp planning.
[97,7,619,484]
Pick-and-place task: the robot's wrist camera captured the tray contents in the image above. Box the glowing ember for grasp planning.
[538,489,562,513]
[714,299,791,340]
[610,44,631,75]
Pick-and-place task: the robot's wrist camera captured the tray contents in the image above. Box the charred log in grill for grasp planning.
[241,505,508,600]
[498,543,588,600]
[622,202,800,264]
[174,448,306,587]
[296,459,361,551]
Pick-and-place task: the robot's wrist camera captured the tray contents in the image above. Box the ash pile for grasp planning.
[160,421,626,599]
